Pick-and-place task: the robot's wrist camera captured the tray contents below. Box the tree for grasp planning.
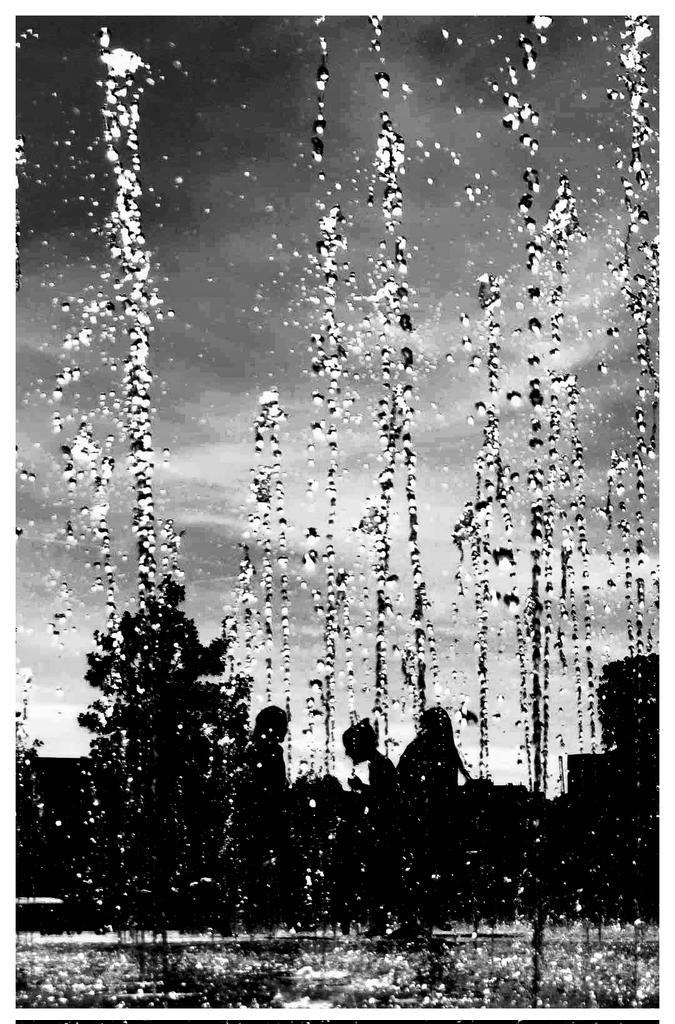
[79,576,250,931]
[16,705,44,898]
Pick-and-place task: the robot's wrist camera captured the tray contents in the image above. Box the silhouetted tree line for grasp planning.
[75,578,251,933]
[16,583,658,934]
[16,705,45,899]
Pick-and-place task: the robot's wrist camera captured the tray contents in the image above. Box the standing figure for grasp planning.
[237,705,289,932]
[287,771,347,932]
[397,705,472,934]
[341,718,399,935]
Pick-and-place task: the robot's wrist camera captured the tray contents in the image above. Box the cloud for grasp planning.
[16,16,658,782]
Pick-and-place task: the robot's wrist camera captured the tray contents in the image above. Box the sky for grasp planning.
[15,15,659,788]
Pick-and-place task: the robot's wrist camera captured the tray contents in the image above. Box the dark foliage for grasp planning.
[78,577,251,931]
[16,709,45,897]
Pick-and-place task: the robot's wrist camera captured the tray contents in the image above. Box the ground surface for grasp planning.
[16,924,658,1009]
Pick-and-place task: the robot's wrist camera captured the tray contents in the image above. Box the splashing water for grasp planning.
[100,27,161,611]
[16,17,659,843]
[254,388,292,760]
[16,136,26,291]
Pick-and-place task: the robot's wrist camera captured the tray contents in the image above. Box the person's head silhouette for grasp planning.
[252,705,288,744]
[419,705,454,741]
[415,705,472,782]
[342,718,379,764]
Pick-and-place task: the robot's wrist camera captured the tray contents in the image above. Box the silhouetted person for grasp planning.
[316,772,350,930]
[342,718,399,935]
[397,706,471,933]
[238,705,289,931]
[287,771,347,931]
[399,706,472,802]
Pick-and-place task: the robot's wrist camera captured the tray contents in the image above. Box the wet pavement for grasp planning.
[16,925,658,1008]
